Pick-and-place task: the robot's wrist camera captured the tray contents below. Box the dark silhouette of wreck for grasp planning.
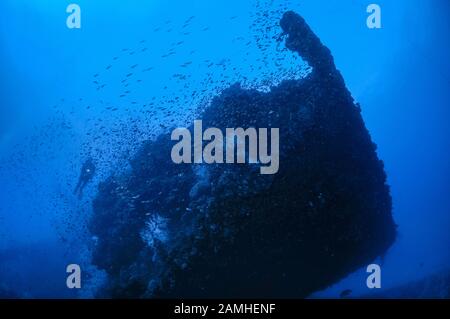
[89,11,396,298]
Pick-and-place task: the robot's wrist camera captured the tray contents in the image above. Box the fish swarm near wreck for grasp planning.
[89,11,396,298]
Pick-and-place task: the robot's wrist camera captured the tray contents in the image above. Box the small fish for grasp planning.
[339,289,352,299]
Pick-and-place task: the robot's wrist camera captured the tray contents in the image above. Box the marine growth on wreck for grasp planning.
[88,11,396,298]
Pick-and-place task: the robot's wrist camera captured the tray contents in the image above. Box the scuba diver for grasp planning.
[74,157,96,199]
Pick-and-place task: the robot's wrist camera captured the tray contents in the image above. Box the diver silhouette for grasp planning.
[74,158,96,199]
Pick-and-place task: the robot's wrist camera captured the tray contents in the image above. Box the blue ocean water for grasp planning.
[0,0,449,298]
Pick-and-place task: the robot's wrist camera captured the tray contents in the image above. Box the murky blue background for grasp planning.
[0,0,449,298]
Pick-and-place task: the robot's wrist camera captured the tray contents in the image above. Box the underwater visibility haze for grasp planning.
[0,0,449,299]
